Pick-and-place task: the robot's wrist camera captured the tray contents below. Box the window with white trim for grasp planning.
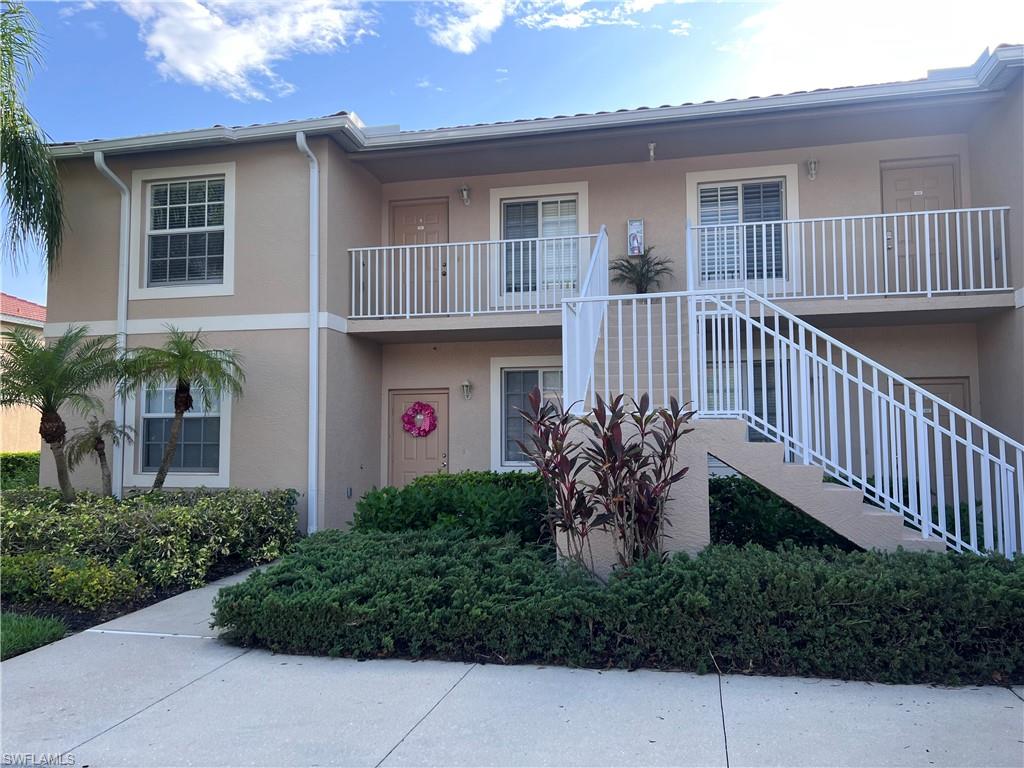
[698,179,785,282]
[141,384,221,472]
[501,366,562,465]
[501,197,578,293]
[146,177,226,286]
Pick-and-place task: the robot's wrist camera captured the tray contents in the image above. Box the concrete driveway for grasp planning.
[2,571,1022,768]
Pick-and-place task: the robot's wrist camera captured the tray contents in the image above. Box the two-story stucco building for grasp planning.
[43,46,1024,556]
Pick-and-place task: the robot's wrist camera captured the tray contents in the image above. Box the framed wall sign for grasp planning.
[627,218,644,255]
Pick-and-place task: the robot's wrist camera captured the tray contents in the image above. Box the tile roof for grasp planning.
[1,293,47,324]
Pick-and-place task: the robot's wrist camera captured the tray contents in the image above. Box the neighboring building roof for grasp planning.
[49,45,1023,159]
[0,293,47,326]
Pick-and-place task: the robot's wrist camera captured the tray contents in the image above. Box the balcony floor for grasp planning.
[345,310,562,342]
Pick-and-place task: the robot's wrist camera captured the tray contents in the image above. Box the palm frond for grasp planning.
[609,246,674,294]
[119,326,246,411]
[0,325,118,415]
[65,415,135,471]
[1,2,64,270]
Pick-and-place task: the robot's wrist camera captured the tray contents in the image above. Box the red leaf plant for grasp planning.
[516,387,693,574]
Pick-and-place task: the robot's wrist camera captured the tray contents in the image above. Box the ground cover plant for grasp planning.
[0,451,38,489]
[213,529,1024,685]
[1,487,299,630]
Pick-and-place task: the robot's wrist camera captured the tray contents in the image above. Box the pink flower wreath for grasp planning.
[401,401,438,437]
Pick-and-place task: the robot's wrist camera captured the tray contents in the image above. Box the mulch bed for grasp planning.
[3,556,253,634]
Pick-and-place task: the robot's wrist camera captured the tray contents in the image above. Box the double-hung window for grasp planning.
[500,366,562,465]
[141,385,221,473]
[502,198,578,295]
[146,177,226,287]
[698,179,785,282]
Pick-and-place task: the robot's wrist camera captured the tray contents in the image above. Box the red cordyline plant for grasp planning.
[515,387,599,570]
[581,393,693,569]
[516,387,693,573]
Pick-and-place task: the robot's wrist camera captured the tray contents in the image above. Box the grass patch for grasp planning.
[1,612,68,660]
[214,529,1024,685]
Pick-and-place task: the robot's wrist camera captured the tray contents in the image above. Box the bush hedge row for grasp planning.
[2,488,299,609]
[709,475,858,550]
[353,471,547,542]
[213,529,1024,685]
[1,452,40,489]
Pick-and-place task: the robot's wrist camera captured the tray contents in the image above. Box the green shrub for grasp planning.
[2,552,144,609]
[1,452,40,489]
[214,530,1024,685]
[1,488,300,607]
[353,471,546,542]
[709,475,858,550]
[1,613,68,660]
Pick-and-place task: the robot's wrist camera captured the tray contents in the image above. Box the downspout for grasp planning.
[295,131,320,534]
[93,151,129,498]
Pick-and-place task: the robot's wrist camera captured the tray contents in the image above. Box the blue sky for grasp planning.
[4,0,1022,305]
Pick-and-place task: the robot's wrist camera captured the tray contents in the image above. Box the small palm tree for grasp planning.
[1,2,64,269]
[65,415,135,497]
[609,246,674,294]
[119,327,244,490]
[0,326,119,501]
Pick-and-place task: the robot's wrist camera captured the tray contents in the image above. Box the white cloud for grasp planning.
[415,0,508,55]
[416,77,445,91]
[417,0,690,52]
[720,1,1023,96]
[58,1,96,19]
[118,0,375,101]
[668,19,691,36]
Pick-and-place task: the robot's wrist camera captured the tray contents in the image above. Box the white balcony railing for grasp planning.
[687,207,1010,300]
[349,234,599,318]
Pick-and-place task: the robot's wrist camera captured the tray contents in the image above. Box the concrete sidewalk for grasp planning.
[2,571,1022,768]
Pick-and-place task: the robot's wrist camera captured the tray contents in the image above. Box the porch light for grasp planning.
[806,159,818,180]
[461,379,474,400]
[457,184,471,206]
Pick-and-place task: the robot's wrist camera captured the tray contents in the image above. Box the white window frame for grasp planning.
[122,385,232,488]
[685,165,799,292]
[489,182,589,306]
[129,162,236,300]
[489,355,562,471]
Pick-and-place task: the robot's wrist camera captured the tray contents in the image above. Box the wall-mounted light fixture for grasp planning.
[648,142,657,162]
[461,379,474,400]
[457,184,471,206]
[806,159,819,181]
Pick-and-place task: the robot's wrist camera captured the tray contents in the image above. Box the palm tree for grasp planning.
[120,327,244,490]
[1,2,64,269]
[65,415,135,497]
[0,326,119,501]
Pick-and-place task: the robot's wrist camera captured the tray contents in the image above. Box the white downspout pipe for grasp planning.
[296,131,320,534]
[93,151,129,498]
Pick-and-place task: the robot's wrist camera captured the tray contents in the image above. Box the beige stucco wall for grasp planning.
[379,338,561,484]
[968,75,1024,441]
[377,133,971,294]
[827,322,982,412]
[50,140,311,327]
[0,319,43,454]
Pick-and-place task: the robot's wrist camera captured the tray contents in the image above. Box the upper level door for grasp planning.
[881,162,957,292]
[390,199,450,313]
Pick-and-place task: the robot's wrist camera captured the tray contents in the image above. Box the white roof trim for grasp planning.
[50,46,1023,159]
[1,313,44,328]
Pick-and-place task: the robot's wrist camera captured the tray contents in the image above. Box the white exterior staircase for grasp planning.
[563,231,1024,557]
